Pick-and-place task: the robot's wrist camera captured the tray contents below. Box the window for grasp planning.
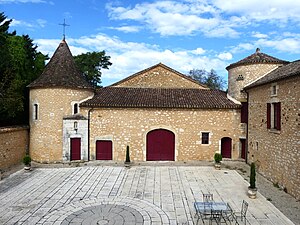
[267,102,281,130]
[271,84,277,96]
[201,132,209,144]
[33,104,38,120]
[236,74,244,81]
[73,103,78,114]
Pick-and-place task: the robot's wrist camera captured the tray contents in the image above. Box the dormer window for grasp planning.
[236,74,244,81]
[73,103,78,114]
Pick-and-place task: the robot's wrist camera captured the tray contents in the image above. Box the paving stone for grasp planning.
[0,166,296,225]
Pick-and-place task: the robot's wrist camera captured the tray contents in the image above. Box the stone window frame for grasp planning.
[267,101,281,132]
[72,102,79,115]
[270,83,278,97]
[200,131,211,145]
[33,103,39,121]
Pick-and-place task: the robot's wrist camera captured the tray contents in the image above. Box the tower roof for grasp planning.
[226,48,289,70]
[28,39,92,89]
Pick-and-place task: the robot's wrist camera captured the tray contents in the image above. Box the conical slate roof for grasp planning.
[226,48,288,70]
[28,39,92,89]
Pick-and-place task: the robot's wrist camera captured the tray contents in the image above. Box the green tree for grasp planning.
[188,68,225,90]
[74,51,112,87]
[0,13,47,126]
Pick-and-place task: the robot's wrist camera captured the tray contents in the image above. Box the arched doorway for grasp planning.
[221,137,232,158]
[146,129,175,161]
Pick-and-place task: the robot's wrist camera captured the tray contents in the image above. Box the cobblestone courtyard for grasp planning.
[0,164,296,224]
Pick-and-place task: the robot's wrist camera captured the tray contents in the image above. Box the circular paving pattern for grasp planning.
[61,204,143,225]
[42,197,170,225]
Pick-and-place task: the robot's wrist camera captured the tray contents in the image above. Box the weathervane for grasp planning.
[59,19,70,40]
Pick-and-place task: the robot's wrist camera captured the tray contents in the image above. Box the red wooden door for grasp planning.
[71,138,81,160]
[221,137,232,158]
[240,139,246,159]
[96,140,113,160]
[146,129,175,161]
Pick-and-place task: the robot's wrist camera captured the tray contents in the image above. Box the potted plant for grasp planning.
[23,154,32,170]
[248,162,257,198]
[124,146,131,167]
[214,153,222,170]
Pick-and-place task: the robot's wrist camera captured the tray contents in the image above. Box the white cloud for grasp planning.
[11,18,47,29]
[11,19,34,28]
[218,52,232,60]
[106,0,300,38]
[34,34,228,85]
[109,26,141,33]
[106,1,239,38]
[214,0,300,22]
[190,48,206,55]
[252,32,269,39]
[255,38,300,53]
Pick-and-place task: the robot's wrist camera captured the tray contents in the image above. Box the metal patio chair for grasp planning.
[232,200,248,225]
[203,193,214,202]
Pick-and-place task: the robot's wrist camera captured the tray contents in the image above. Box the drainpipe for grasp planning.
[88,107,94,161]
[245,90,249,164]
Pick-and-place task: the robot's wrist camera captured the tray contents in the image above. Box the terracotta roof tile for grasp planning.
[245,60,300,89]
[28,39,92,89]
[226,48,288,70]
[81,87,240,109]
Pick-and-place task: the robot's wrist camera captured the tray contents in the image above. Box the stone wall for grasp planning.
[84,107,244,162]
[29,87,93,162]
[227,63,281,101]
[247,75,300,200]
[0,126,29,171]
[113,65,206,89]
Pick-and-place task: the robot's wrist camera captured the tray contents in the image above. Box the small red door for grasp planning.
[71,138,81,160]
[221,137,232,158]
[147,129,175,161]
[96,140,113,160]
[240,139,246,159]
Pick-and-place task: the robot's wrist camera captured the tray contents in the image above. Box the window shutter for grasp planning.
[276,102,281,130]
[267,103,271,129]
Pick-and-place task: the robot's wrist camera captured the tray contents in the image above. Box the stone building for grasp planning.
[28,40,299,199]
[244,60,300,200]
[28,39,244,163]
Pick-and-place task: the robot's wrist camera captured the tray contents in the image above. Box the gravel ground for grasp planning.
[1,160,299,224]
[222,161,300,225]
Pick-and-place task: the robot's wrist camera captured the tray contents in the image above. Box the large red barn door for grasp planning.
[147,129,175,161]
[96,140,113,160]
[71,138,81,160]
[221,137,232,159]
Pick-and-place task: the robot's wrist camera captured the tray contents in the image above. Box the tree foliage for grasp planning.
[0,12,48,126]
[74,51,112,87]
[188,68,226,90]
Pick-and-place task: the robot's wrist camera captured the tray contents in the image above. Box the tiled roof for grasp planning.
[245,60,300,89]
[28,39,92,89]
[226,48,288,70]
[80,87,240,109]
[110,63,208,89]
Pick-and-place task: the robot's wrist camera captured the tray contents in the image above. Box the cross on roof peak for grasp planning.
[59,19,70,40]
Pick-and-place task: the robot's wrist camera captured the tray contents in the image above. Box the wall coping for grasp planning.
[0,125,29,134]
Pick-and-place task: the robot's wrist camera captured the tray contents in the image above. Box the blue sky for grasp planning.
[1,0,300,86]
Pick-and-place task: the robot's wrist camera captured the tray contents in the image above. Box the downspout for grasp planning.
[88,107,94,161]
[245,90,249,164]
